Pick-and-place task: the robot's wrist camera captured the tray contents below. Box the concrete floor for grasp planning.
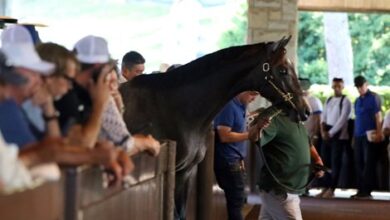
[212,186,390,220]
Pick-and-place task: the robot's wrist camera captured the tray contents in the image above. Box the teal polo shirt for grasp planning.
[258,115,310,194]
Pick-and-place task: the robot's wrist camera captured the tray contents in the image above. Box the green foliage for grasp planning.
[218,2,248,48]
[299,58,328,84]
[309,85,390,115]
[298,12,390,86]
[297,12,327,84]
[348,13,390,85]
[219,10,389,85]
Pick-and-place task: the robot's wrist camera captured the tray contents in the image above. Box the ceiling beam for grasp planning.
[298,0,390,13]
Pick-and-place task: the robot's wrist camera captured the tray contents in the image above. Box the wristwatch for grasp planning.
[43,112,59,121]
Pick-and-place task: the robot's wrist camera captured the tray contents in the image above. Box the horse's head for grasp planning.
[246,36,309,122]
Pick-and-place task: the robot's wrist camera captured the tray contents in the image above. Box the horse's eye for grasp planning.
[279,67,288,75]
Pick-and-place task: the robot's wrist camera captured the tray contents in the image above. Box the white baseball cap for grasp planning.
[1,25,55,75]
[74,35,110,64]
[0,50,28,85]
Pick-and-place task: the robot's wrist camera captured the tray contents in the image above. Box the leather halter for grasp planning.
[262,62,298,111]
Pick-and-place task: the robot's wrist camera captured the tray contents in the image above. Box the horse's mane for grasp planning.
[126,42,267,90]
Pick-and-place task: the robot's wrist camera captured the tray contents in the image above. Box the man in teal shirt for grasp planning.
[252,113,323,220]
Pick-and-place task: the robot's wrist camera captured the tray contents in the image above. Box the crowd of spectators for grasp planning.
[0,25,161,193]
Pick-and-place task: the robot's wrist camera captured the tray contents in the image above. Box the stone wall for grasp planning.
[247,0,298,62]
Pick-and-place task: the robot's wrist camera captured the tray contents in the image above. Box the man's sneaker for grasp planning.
[315,188,329,198]
[301,188,310,197]
[350,193,373,199]
[321,189,335,198]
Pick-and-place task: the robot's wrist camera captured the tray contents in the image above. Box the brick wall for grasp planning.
[247,0,298,62]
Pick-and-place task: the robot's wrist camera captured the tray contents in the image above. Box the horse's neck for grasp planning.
[127,43,267,129]
[172,67,250,128]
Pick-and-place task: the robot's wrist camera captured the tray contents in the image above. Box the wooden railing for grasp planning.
[0,140,176,220]
[0,180,64,220]
[63,140,176,220]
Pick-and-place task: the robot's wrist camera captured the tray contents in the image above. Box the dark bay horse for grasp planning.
[119,36,308,219]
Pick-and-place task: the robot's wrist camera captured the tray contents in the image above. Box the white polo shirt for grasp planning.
[321,96,352,140]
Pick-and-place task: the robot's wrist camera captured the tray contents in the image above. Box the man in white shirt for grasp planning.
[318,77,352,198]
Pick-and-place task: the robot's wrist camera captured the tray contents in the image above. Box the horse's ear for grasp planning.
[271,35,292,53]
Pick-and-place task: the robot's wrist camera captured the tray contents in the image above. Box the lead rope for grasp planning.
[255,139,314,192]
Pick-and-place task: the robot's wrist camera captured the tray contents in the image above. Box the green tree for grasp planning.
[218,10,389,86]
[297,12,327,84]
[348,13,390,85]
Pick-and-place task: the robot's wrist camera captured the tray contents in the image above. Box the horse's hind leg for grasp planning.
[174,165,198,220]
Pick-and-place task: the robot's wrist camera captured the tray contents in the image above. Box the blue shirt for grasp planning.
[22,100,45,139]
[214,98,247,163]
[22,100,45,133]
[0,99,36,147]
[354,90,381,137]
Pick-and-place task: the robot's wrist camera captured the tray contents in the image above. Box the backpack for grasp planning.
[326,95,354,139]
